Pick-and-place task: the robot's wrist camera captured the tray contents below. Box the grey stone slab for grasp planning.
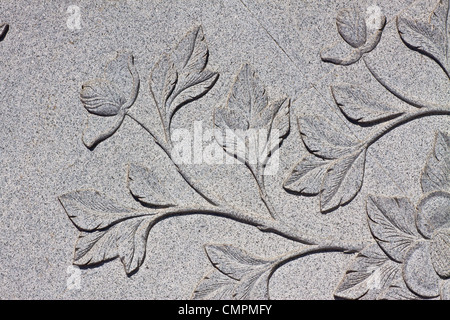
[0,0,449,300]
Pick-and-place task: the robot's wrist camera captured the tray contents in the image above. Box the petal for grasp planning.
[336,7,367,48]
[430,229,450,278]
[80,79,125,116]
[441,280,450,300]
[82,112,125,149]
[320,40,363,66]
[416,191,450,239]
[403,241,440,298]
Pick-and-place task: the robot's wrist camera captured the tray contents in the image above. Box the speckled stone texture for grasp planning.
[0,0,449,300]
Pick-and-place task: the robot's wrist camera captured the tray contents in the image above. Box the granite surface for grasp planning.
[0,0,449,300]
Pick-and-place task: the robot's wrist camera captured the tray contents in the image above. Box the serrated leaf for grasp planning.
[334,244,401,300]
[233,268,271,300]
[128,163,177,207]
[73,216,154,275]
[320,148,366,212]
[262,98,290,163]
[283,155,331,195]
[150,54,178,131]
[421,131,450,193]
[167,70,218,120]
[215,65,290,173]
[192,269,236,300]
[205,245,271,280]
[366,195,420,262]
[59,190,139,231]
[117,217,154,274]
[298,115,359,159]
[397,0,449,77]
[165,26,218,127]
[336,7,367,48]
[332,84,403,124]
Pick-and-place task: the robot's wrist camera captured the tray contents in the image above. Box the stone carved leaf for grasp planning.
[192,268,236,300]
[128,163,177,207]
[321,148,367,213]
[60,190,156,275]
[283,155,331,196]
[298,115,360,160]
[205,244,271,280]
[331,84,404,124]
[203,245,273,300]
[367,195,421,262]
[421,131,450,193]
[59,190,141,231]
[336,7,367,48]
[215,64,290,169]
[74,216,153,274]
[397,0,450,77]
[150,26,218,139]
[334,244,401,300]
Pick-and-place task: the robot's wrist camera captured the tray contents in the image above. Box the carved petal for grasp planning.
[421,131,450,194]
[80,79,125,116]
[403,241,441,298]
[416,191,450,239]
[336,7,367,48]
[430,229,450,278]
[367,195,420,262]
[441,279,450,300]
[320,41,364,66]
[378,278,424,300]
[82,111,125,149]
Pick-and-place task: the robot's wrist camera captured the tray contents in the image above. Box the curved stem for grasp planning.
[363,107,450,149]
[126,113,218,206]
[138,203,371,250]
[247,163,279,220]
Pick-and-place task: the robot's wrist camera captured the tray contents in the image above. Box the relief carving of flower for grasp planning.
[402,191,450,297]
[321,6,386,65]
[80,52,140,149]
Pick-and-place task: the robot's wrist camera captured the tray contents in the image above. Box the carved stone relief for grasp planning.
[0,0,448,300]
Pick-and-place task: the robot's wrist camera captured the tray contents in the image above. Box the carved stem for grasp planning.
[141,203,370,250]
[126,113,218,206]
[363,106,450,148]
[247,163,279,220]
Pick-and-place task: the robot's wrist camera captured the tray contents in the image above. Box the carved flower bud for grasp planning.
[80,80,126,116]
